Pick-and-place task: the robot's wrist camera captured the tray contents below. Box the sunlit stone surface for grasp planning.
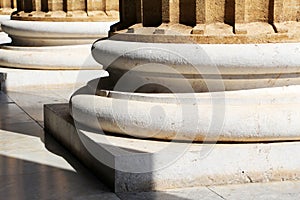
[0,0,119,69]
[44,0,300,193]
[0,0,16,37]
[0,0,16,15]
[111,0,300,44]
[71,0,300,141]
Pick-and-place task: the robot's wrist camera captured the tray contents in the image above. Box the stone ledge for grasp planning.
[45,103,300,192]
[1,20,116,46]
[11,11,119,22]
[0,44,101,69]
[0,68,107,90]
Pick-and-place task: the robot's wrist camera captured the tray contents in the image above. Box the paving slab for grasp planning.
[6,89,68,127]
[0,103,33,124]
[209,181,300,200]
[0,91,12,104]
[117,187,223,200]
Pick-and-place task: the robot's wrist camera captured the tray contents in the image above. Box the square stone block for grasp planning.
[44,103,300,192]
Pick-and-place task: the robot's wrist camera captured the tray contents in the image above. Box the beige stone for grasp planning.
[0,0,119,69]
[12,0,118,21]
[111,0,300,44]
[45,103,300,192]
[0,0,17,15]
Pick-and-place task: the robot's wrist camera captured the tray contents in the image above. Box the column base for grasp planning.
[70,85,300,142]
[92,40,300,92]
[1,20,116,46]
[45,103,300,192]
[0,44,102,70]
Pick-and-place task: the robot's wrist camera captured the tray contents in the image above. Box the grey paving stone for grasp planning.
[210,181,300,200]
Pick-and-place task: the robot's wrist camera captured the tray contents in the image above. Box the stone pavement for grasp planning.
[1,86,300,200]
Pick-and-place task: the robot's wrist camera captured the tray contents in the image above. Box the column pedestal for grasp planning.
[0,20,116,69]
[45,0,300,192]
[0,0,16,43]
[45,103,300,192]
[0,0,118,69]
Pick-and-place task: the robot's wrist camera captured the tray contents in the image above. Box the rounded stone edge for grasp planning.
[1,20,117,46]
[0,44,102,70]
[70,85,300,142]
[92,39,300,73]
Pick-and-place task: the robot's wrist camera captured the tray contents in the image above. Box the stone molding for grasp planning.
[111,0,300,44]
[12,0,118,21]
[71,85,300,142]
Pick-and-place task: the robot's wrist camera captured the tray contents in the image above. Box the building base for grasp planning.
[45,103,300,192]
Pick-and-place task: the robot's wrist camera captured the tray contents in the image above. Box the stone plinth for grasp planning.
[4,0,119,46]
[44,0,300,192]
[45,103,300,192]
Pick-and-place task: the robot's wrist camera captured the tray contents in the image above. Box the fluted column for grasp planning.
[0,0,17,15]
[111,0,300,44]
[12,0,118,21]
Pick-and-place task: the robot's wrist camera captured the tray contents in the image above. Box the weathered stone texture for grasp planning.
[12,0,119,21]
[0,0,17,15]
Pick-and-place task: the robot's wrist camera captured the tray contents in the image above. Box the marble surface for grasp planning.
[1,87,300,199]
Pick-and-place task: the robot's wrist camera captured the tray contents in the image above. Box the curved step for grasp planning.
[71,85,300,142]
[92,39,300,92]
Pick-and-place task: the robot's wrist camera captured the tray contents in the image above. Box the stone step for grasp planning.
[45,103,300,193]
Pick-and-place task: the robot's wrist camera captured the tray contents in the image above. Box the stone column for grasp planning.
[51,0,300,192]
[72,0,300,141]
[0,0,119,69]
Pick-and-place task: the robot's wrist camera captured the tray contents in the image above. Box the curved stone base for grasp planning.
[92,40,300,92]
[1,20,116,46]
[0,44,101,70]
[71,85,300,142]
[0,32,11,44]
[0,15,10,31]
[45,103,300,192]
